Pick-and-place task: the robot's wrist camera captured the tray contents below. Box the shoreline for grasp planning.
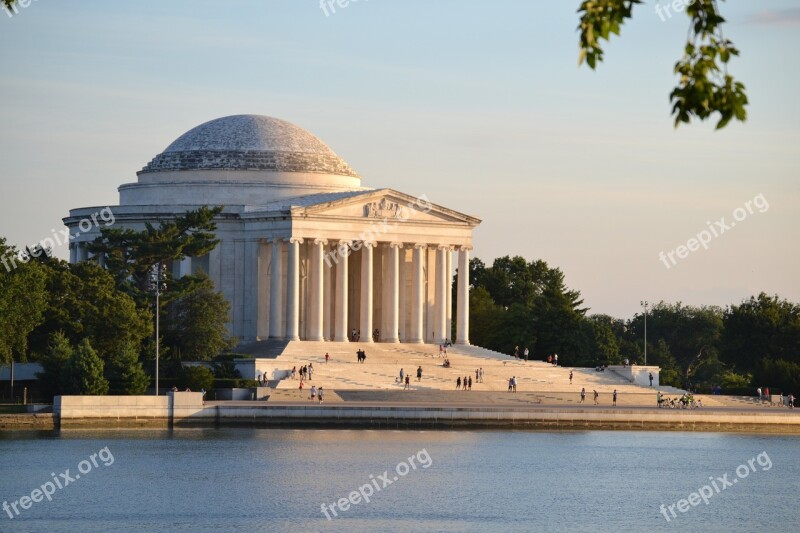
[4,403,800,434]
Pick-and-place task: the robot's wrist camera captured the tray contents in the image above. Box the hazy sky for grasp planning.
[1,0,798,318]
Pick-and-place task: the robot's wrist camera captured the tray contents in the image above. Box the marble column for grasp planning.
[409,244,426,343]
[434,245,448,344]
[308,239,327,341]
[269,238,284,339]
[360,241,374,343]
[446,246,453,342]
[385,242,401,343]
[323,242,333,340]
[285,237,303,341]
[456,246,471,345]
[69,243,77,264]
[334,240,349,342]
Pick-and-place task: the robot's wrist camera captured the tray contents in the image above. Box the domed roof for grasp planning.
[139,114,359,178]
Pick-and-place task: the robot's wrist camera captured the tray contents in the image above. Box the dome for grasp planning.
[139,114,359,178]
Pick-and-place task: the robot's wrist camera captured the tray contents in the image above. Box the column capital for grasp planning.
[458,245,473,252]
[389,242,404,249]
[436,244,453,251]
[313,238,329,246]
[287,237,304,244]
[413,243,427,250]
[361,240,377,248]
[270,237,284,245]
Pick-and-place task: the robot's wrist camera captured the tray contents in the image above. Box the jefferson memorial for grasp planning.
[64,115,480,346]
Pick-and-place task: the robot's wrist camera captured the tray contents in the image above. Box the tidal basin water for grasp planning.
[1,429,797,532]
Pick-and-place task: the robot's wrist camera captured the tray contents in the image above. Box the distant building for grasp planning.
[65,115,479,344]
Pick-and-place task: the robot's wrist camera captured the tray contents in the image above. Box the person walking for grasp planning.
[554,353,558,366]
[580,388,586,403]
[468,376,473,391]
[479,368,484,383]
[593,390,599,405]
[400,368,404,383]
[569,370,573,385]
[456,377,461,390]
[612,389,617,407]
[514,346,519,359]
[417,366,423,381]
[757,387,762,402]
[512,376,517,393]
[524,347,529,361]
[508,377,513,392]
[649,372,654,386]
[325,352,330,364]
[318,386,324,403]
[404,375,410,390]
[310,385,317,401]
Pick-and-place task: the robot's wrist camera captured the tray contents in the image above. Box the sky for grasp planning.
[0,0,798,319]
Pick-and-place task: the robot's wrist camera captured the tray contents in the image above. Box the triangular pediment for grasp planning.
[294,189,480,226]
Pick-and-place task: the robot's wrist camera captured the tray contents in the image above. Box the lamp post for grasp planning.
[640,300,649,366]
[148,262,167,395]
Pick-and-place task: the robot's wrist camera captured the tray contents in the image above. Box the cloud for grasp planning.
[748,8,800,27]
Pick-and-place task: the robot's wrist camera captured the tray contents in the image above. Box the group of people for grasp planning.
[576,387,618,406]
[290,363,314,382]
[512,346,530,360]
[308,385,324,403]
[355,350,367,363]
[757,387,795,408]
[507,376,518,392]
[455,376,473,390]
[656,391,702,409]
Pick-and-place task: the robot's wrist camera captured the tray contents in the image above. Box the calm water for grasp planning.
[0,428,797,532]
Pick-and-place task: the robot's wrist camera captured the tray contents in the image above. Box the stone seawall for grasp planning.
[44,394,800,433]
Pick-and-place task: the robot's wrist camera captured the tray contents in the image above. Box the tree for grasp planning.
[88,206,222,305]
[105,342,150,395]
[178,365,214,392]
[62,339,109,395]
[578,0,747,129]
[0,238,47,367]
[720,293,800,372]
[162,277,234,361]
[35,331,74,401]
[27,259,152,360]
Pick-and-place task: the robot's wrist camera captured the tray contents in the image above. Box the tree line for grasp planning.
[466,256,800,393]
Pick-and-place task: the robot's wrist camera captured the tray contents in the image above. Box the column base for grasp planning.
[383,338,400,343]
[286,336,300,341]
[307,336,325,342]
[407,338,424,344]
[455,340,470,345]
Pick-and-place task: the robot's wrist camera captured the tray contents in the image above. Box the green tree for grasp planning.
[720,293,800,372]
[178,365,214,392]
[588,315,621,366]
[578,0,747,128]
[27,259,152,360]
[105,342,150,395]
[88,206,222,305]
[0,238,47,367]
[35,331,74,400]
[62,339,109,395]
[162,277,234,361]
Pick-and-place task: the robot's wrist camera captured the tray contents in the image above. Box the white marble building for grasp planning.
[64,115,480,344]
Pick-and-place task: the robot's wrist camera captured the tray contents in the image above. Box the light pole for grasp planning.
[148,262,167,395]
[640,300,649,366]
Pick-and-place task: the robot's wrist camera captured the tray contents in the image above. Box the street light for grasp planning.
[640,300,649,366]
[148,262,168,395]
